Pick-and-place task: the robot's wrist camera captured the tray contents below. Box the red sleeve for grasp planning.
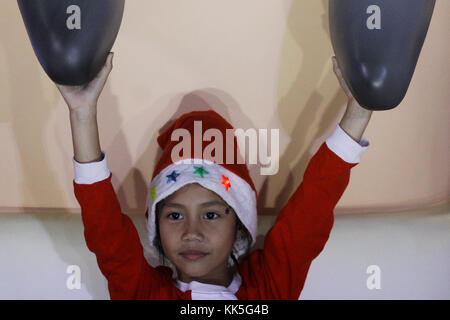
[238,143,357,299]
[74,174,162,299]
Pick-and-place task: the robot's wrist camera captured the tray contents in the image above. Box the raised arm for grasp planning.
[239,57,372,300]
[56,53,157,299]
[56,53,113,163]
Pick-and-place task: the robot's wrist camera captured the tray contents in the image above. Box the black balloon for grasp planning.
[329,0,436,110]
[18,0,125,86]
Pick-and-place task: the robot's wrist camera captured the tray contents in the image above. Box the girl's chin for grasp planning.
[176,263,213,280]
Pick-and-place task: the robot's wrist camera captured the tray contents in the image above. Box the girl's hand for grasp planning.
[332,56,373,143]
[56,52,114,115]
[332,56,355,102]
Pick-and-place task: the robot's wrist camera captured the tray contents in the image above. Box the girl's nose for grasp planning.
[181,220,204,242]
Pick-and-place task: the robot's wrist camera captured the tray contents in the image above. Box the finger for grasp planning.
[332,58,347,87]
[55,82,70,95]
[55,83,63,92]
[87,52,114,92]
[332,56,342,76]
[331,57,354,98]
[98,52,114,84]
[103,52,114,73]
[94,52,114,82]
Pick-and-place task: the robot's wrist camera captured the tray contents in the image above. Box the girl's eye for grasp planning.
[168,212,183,220]
[204,212,219,220]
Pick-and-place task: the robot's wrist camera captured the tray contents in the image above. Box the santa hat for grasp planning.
[145,110,258,265]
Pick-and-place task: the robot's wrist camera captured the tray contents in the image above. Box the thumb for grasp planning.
[89,52,114,93]
[332,56,353,98]
[99,52,114,79]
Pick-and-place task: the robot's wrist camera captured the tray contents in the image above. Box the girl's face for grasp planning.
[158,183,237,286]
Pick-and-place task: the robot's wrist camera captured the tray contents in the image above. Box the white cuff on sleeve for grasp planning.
[325,125,370,164]
[73,152,111,184]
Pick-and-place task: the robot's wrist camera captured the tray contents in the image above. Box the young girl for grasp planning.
[56,52,372,299]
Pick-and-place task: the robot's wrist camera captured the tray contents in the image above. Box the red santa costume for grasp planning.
[73,110,369,300]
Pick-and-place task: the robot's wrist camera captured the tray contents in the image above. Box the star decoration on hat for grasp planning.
[166,170,180,183]
[193,166,209,178]
[221,175,231,191]
[151,187,158,201]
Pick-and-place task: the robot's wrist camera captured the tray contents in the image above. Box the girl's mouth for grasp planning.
[180,251,209,261]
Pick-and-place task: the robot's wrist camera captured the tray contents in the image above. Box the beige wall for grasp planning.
[1,0,449,215]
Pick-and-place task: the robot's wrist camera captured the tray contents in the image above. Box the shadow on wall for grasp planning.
[259,0,347,214]
[2,0,351,299]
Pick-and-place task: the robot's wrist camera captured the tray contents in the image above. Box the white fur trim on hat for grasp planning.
[146,158,257,264]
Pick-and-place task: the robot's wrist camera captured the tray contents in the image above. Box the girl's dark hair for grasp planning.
[153,200,252,268]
